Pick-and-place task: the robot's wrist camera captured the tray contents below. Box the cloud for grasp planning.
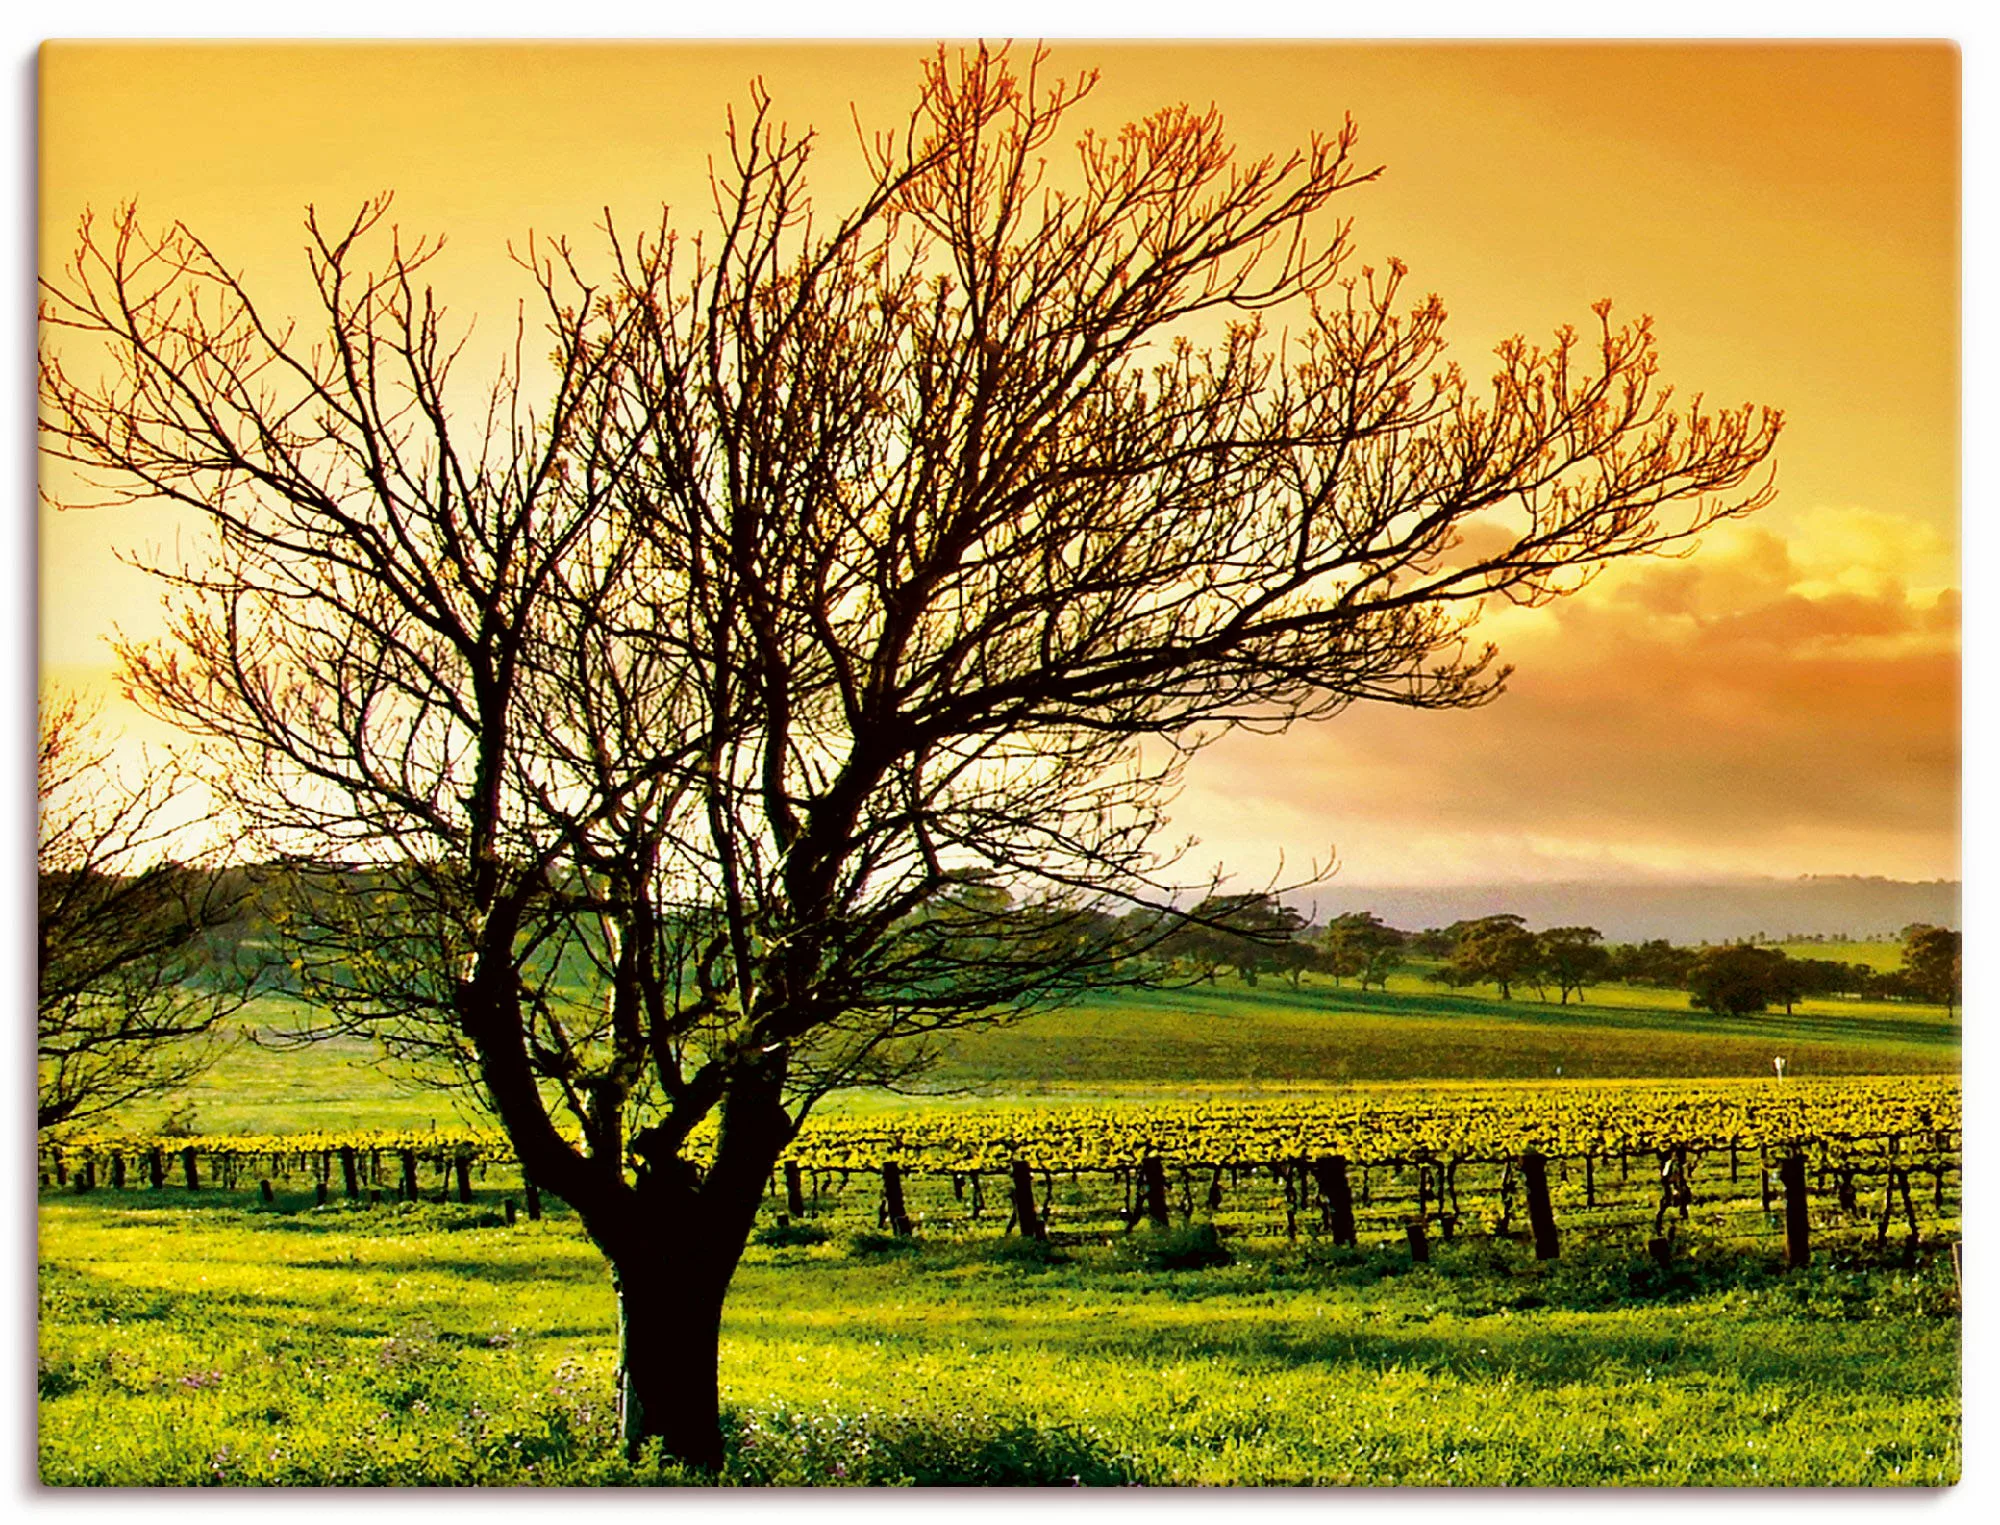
[1172,513,1959,884]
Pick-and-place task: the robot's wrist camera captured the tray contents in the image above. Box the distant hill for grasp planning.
[1304,877,1960,946]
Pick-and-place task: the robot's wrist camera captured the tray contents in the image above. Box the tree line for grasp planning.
[1121,896,1962,1018]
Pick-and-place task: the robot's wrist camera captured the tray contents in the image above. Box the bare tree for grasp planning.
[40,45,1780,1469]
[36,693,251,1130]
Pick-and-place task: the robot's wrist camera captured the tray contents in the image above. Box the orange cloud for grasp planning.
[1174,514,1958,883]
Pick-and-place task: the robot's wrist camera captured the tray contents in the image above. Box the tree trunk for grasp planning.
[596,1067,791,1474]
[614,1255,732,1472]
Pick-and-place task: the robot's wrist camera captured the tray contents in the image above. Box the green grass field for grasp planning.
[932,975,1955,1096]
[37,1193,1960,1486]
[42,953,1960,1486]
[1773,940,1913,972]
[128,958,1957,1136]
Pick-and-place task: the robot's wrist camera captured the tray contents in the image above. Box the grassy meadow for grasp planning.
[118,954,1959,1136]
[931,972,1956,1097]
[40,950,1961,1486]
[38,1192,1960,1486]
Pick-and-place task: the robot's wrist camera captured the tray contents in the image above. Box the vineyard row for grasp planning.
[39,1126,1961,1273]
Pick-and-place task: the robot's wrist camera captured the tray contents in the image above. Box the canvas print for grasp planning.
[36,40,1959,1486]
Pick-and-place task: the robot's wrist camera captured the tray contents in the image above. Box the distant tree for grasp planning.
[1441,914,1543,1000]
[1537,926,1609,1005]
[1787,958,1873,1000]
[1272,937,1327,990]
[1318,912,1405,991]
[1161,893,1309,987]
[1608,938,1695,988]
[37,694,253,1131]
[1900,925,1962,1018]
[1156,904,1230,983]
[1685,944,1787,1018]
[1318,928,1366,985]
[1764,952,1809,1015]
[1868,967,1921,1002]
[1408,927,1456,959]
[1240,899,1313,989]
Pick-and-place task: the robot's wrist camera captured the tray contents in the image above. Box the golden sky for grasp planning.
[38,40,1960,885]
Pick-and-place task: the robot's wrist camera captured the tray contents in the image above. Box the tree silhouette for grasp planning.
[39,45,1781,1468]
[1686,943,1787,1018]
[37,694,252,1130]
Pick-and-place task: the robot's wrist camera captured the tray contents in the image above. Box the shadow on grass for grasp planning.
[1078,1305,1955,1400]
[45,1190,576,1233]
[723,1233,1959,1403]
[720,1405,1138,1486]
[43,1258,612,1349]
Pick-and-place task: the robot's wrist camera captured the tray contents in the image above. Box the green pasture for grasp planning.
[132,968,1957,1136]
[929,974,1955,1095]
[112,1001,474,1138]
[37,1193,1959,1486]
[45,947,1959,1487]
[1772,940,1912,972]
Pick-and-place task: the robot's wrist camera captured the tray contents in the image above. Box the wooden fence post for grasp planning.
[1405,1219,1430,1263]
[1897,1168,1921,1264]
[259,1178,274,1204]
[110,1154,126,1190]
[340,1146,360,1200]
[1521,1150,1560,1261]
[525,1183,542,1221]
[181,1147,200,1191]
[1314,1155,1357,1247]
[784,1162,807,1218]
[453,1153,473,1205]
[881,1161,913,1236]
[1780,1151,1810,1270]
[1140,1155,1170,1228]
[1009,1159,1046,1241]
[148,1148,165,1189]
[399,1149,419,1202]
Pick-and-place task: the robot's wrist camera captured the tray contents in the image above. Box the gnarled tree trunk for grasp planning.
[588,1068,793,1472]
[613,1249,735,1471]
